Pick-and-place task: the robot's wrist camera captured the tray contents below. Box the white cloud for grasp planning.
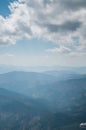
[0,0,86,54]
[46,46,71,54]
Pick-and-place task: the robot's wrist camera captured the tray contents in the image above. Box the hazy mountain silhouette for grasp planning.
[0,71,86,129]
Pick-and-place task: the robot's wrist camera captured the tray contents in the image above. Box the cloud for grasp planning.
[46,46,71,54]
[0,0,86,54]
[0,53,14,57]
[60,0,86,10]
[45,21,82,33]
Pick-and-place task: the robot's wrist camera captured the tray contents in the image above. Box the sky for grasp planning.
[0,0,86,67]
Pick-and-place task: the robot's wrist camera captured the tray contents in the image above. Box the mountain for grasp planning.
[0,71,86,111]
[43,70,82,81]
[0,64,32,74]
[0,71,56,97]
[0,71,86,129]
[0,64,86,74]
[0,88,49,130]
[44,76,86,111]
[31,111,86,130]
[0,88,85,130]
[0,70,83,100]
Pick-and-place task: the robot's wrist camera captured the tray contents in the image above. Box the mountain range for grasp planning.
[0,69,86,129]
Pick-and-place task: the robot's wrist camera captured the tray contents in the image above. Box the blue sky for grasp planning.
[0,0,14,17]
[0,0,86,67]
